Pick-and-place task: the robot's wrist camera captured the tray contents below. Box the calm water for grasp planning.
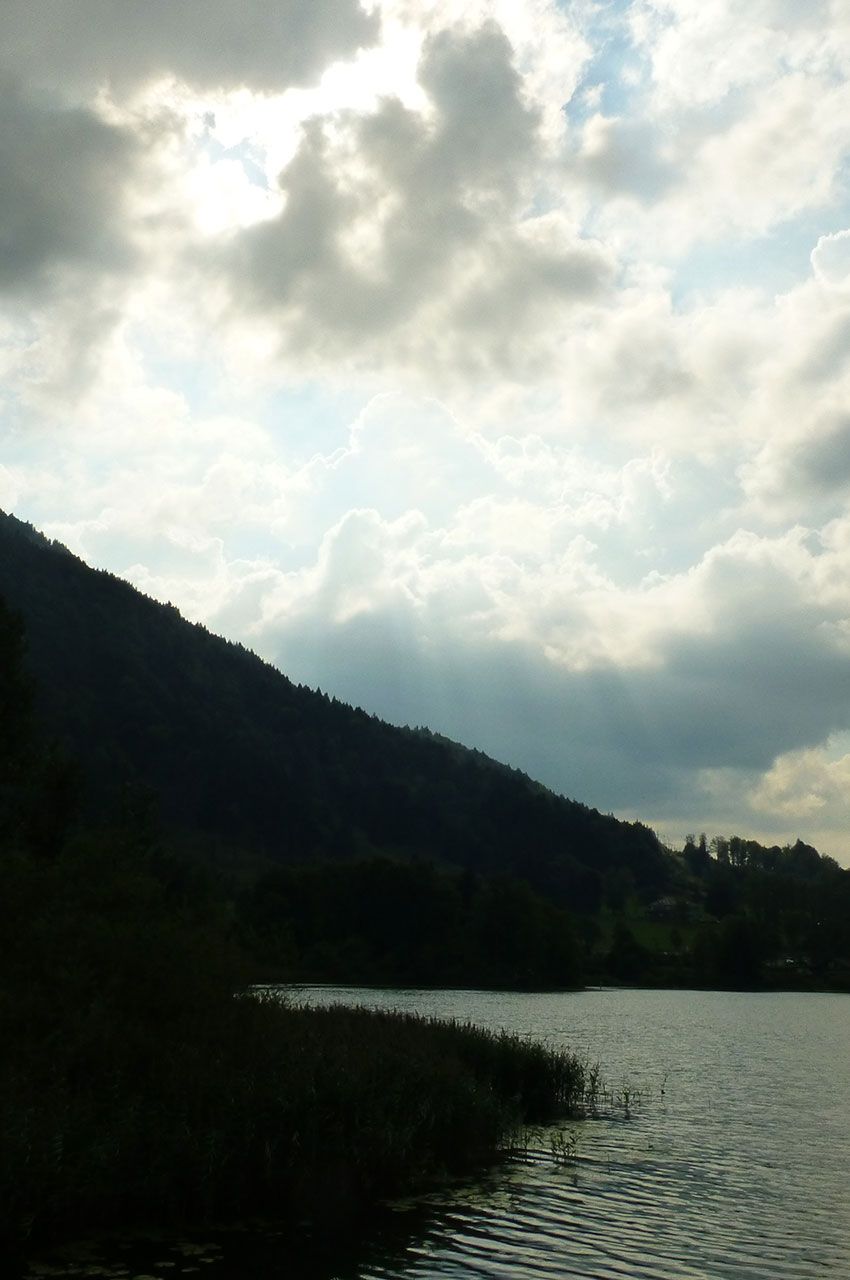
[292,986,850,1279]
[27,988,850,1280]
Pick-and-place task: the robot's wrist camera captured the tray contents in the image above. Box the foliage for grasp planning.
[590,834,850,989]
[243,856,582,989]
[688,837,850,988]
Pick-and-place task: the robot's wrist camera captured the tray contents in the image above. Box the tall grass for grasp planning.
[2,973,589,1247]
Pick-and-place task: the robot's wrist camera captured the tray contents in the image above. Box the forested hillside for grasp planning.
[3,506,850,991]
[0,508,668,908]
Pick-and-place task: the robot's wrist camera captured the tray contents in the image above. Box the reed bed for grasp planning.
[1,990,589,1249]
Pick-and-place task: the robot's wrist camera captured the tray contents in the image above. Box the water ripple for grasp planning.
[335,987,850,1280]
[35,990,847,1280]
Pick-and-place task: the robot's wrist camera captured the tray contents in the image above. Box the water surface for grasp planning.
[294,986,850,1279]
[27,987,850,1279]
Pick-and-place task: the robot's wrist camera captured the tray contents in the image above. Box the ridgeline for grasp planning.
[1,507,849,992]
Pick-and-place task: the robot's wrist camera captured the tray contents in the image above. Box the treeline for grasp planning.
[679,832,850,987]
[596,831,850,990]
[243,857,582,989]
[220,829,850,993]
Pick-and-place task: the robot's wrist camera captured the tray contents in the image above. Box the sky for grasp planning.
[3,1,850,864]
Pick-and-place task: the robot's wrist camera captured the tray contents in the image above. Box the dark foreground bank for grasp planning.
[2,979,588,1250]
[0,829,591,1250]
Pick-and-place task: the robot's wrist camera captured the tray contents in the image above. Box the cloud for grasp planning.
[733,267,850,519]
[576,2,850,260]
[217,20,613,380]
[748,737,850,827]
[747,412,850,515]
[249,499,850,796]
[0,75,166,407]
[635,0,844,109]
[812,229,850,290]
[0,77,139,296]
[687,72,850,236]
[0,1,378,96]
[576,114,677,201]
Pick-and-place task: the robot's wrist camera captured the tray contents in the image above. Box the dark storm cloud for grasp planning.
[0,78,138,295]
[0,0,378,95]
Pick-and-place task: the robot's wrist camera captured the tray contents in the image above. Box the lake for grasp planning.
[25,986,850,1279]
[291,985,850,1279]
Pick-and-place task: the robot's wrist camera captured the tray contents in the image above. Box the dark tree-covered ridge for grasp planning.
[0,508,668,902]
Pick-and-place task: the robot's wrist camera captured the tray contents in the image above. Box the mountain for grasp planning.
[0,508,669,906]
[4,508,850,992]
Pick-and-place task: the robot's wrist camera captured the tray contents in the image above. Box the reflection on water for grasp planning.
[24,988,850,1280]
